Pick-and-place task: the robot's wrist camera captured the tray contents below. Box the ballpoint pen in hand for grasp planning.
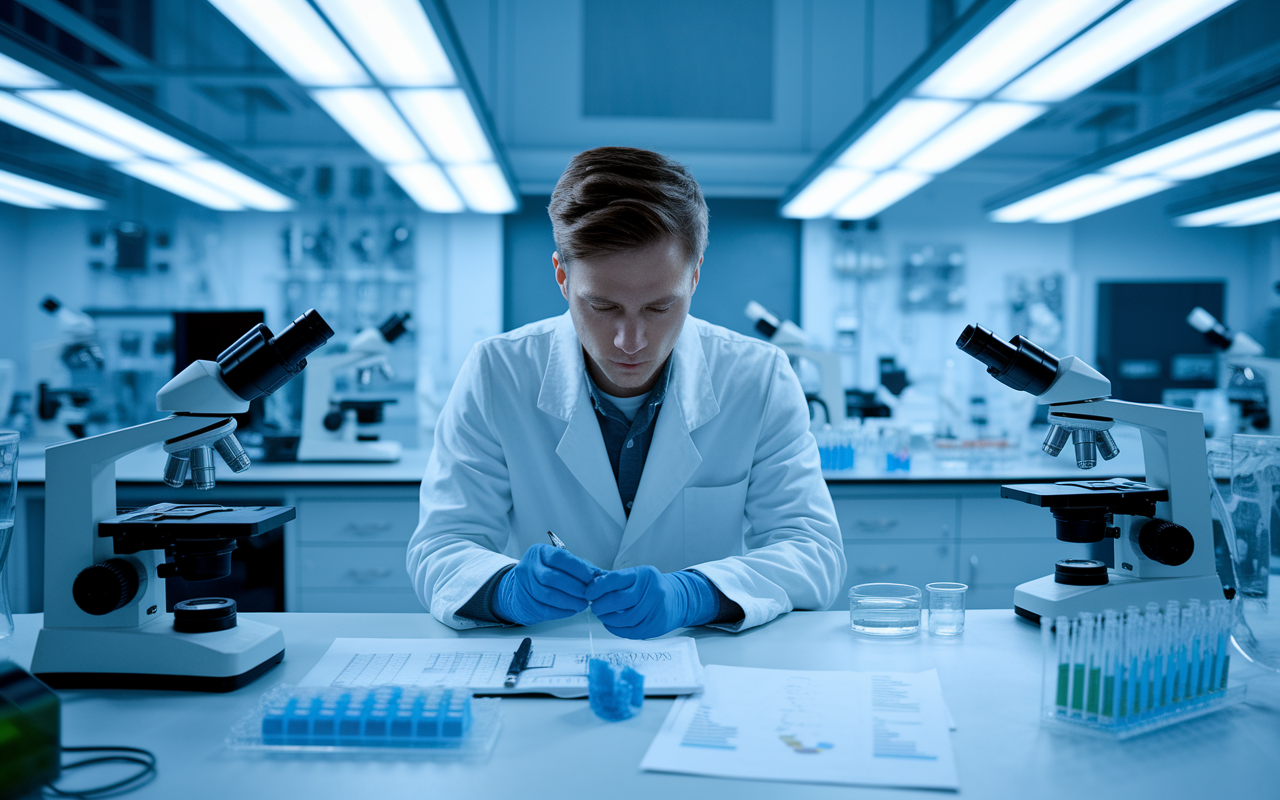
[548,530,595,656]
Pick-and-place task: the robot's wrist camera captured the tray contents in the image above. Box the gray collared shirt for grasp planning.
[585,356,674,517]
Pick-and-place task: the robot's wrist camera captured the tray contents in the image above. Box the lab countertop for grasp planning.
[15,427,1147,485]
[1,609,1275,800]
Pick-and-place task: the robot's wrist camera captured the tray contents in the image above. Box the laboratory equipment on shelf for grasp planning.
[31,311,333,692]
[297,312,410,462]
[745,301,846,427]
[957,324,1225,624]
[1187,306,1277,433]
[31,296,104,440]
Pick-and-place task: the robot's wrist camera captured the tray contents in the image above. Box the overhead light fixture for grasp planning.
[1000,0,1240,103]
[1170,179,1280,227]
[834,171,933,220]
[0,184,51,208]
[0,167,104,209]
[205,0,369,87]
[392,89,493,164]
[313,0,455,87]
[780,168,874,219]
[989,82,1280,223]
[209,0,518,214]
[386,162,464,213]
[0,30,297,210]
[781,0,1243,220]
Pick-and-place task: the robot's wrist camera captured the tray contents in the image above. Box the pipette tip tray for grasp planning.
[1040,600,1246,740]
[227,684,501,760]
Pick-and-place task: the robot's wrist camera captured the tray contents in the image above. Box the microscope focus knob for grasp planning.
[1137,520,1195,567]
[73,559,140,616]
[323,410,344,432]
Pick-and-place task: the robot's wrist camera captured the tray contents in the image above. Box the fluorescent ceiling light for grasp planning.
[446,163,517,213]
[311,89,426,163]
[1036,177,1174,222]
[0,52,56,88]
[21,89,203,162]
[990,174,1120,222]
[1105,110,1280,177]
[781,168,874,218]
[917,0,1124,100]
[1174,190,1280,226]
[0,92,136,161]
[117,160,243,210]
[206,0,369,87]
[314,0,455,87]
[1227,202,1280,226]
[0,168,103,209]
[902,102,1046,173]
[177,160,293,211]
[834,171,932,220]
[1160,126,1280,180]
[387,162,464,213]
[836,99,970,171]
[1001,0,1241,102]
[0,184,52,208]
[392,89,493,164]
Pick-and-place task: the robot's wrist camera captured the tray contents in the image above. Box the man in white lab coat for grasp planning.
[407,147,845,637]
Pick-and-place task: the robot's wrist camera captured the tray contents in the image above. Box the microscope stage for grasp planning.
[1001,479,1168,508]
[100,503,295,541]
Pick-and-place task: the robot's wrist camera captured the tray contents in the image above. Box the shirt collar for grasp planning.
[585,353,673,416]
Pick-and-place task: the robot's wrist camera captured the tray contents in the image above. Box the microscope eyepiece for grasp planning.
[379,312,411,344]
[216,309,334,401]
[956,324,1060,396]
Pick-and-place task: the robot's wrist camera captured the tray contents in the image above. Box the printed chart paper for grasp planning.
[298,637,703,698]
[641,665,958,790]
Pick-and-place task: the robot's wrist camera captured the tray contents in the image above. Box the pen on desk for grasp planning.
[505,637,532,688]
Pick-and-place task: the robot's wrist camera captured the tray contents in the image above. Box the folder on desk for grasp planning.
[299,637,704,698]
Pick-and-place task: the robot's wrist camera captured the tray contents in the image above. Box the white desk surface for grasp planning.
[2,610,1276,800]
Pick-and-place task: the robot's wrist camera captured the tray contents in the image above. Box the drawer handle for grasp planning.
[855,564,896,578]
[343,522,394,536]
[347,568,394,583]
[855,519,899,532]
[968,555,979,585]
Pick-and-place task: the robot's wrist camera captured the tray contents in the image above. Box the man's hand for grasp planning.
[495,544,603,626]
[585,567,719,639]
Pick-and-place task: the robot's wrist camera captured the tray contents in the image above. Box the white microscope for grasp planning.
[31,296,104,440]
[297,312,410,462]
[745,301,846,427]
[1186,306,1276,433]
[31,310,333,691]
[957,324,1225,624]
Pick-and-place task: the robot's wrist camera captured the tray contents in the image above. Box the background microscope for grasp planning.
[957,324,1226,623]
[32,310,333,691]
[297,311,410,462]
[1186,306,1275,433]
[30,296,104,441]
[745,301,846,428]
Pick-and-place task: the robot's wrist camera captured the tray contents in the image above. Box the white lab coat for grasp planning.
[406,311,846,631]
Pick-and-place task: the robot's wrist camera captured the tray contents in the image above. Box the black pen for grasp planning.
[504,637,532,688]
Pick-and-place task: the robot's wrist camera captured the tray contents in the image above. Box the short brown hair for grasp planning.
[548,147,708,267]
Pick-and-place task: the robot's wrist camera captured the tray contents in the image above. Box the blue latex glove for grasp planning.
[495,544,603,626]
[585,567,720,639]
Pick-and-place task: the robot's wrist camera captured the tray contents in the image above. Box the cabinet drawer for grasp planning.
[297,499,419,544]
[295,590,426,613]
[959,496,1056,540]
[833,497,955,540]
[841,541,956,601]
[959,540,1091,588]
[297,545,414,591]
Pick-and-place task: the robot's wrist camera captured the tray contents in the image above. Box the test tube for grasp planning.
[1055,615,1071,714]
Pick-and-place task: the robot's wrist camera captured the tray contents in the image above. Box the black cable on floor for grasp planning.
[42,745,157,799]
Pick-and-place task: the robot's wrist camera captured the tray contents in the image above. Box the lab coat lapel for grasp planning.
[617,320,719,554]
[538,313,627,529]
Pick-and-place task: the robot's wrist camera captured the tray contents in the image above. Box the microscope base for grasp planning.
[296,439,401,462]
[1013,572,1225,625]
[32,615,285,693]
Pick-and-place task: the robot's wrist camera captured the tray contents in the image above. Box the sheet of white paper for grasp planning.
[641,665,958,791]
[298,637,704,698]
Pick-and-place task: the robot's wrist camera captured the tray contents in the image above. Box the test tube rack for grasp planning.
[1040,599,1245,739]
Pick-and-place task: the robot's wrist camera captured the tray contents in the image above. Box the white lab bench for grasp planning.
[1,609,1275,800]
[7,433,1147,614]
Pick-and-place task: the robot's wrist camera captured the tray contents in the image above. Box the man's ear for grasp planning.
[554,251,570,302]
[690,256,702,294]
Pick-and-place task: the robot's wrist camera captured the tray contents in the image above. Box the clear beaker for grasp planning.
[849,583,921,637]
[0,431,17,641]
[1229,434,1277,598]
[926,582,968,636]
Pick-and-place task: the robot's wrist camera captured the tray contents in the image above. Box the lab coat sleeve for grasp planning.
[406,344,519,629]
[691,349,846,631]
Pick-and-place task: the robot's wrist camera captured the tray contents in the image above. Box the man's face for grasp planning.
[555,238,700,398]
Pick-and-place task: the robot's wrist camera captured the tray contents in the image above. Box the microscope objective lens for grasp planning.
[163,450,191,488]
[1071,429,1097,469]
[190,445,217,490]
[214,435,251,473]
[1042,425,1070,457]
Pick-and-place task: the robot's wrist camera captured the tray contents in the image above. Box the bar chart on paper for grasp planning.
[641,666,958,790]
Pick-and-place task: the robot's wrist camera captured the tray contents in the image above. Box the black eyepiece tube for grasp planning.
[955,324,1060,396]
[379,311,411,344]
[217,309,335,401]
